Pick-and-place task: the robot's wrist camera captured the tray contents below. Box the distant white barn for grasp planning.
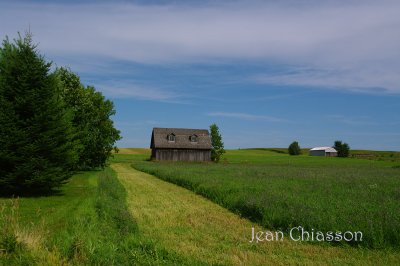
[309,147,338,157]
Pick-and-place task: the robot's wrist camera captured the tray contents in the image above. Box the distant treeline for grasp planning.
[244,148,400,162]
[0,32,121,195]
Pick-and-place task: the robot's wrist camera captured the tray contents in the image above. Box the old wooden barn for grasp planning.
[150,128,212,161]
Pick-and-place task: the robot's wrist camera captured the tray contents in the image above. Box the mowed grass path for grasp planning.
[112,162,400,265]
[131,149,400,249]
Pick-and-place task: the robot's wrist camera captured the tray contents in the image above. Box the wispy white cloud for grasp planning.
[90,80,189,103]
[1,1,400,93]
[99,85,174,101]
[252,66,400,94]
[207,112,286,122]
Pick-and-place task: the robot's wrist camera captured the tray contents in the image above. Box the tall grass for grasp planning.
[0,198,20,254]
[132,150,400,249]
[0,168,193,265]
[0,198,67,265]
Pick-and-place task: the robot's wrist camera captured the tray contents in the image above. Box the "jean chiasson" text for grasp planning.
[249,226,363,243]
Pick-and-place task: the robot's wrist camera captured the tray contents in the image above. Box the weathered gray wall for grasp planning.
[325,152,337,157]
[309,150,338,157]
[309,150,326,156]
[153,149,211,161]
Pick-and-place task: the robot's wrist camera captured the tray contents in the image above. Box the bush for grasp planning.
[288,141,301,155]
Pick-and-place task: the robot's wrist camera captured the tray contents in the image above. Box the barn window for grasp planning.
[167,133,175,142]
[189,135,198,143]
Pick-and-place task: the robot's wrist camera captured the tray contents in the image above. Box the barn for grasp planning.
[150,128,212,161]
[309,147,338,157]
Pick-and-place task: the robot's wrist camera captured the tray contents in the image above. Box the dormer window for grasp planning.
[167,133,175,142]
[189,135,198,143]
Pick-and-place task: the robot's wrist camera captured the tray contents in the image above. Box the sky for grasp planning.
[1,0,399,150]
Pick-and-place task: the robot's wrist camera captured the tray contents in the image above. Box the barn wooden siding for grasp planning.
[150,128,212,162]
[153,149,211,161]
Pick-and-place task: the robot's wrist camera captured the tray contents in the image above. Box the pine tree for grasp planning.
[209,123,225,162]
[0,33,79,195]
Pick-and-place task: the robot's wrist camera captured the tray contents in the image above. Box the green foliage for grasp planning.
[0,33,79,194]
[209,123,225,163]
[334,140,350,157]
[0,31,121,194]
[132,149,400,249]
[288,141,301,155]
[55,68,121,169]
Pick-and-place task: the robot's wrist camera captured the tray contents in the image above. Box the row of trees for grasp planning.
[0,33,121,195]
[288,140,350,157]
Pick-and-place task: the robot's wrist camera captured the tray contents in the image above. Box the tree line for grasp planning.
[288,140,350,157]
[0,33,121,195]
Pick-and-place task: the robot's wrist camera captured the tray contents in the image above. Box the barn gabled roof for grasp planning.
[310,147,337,152]
[151,128,212,150]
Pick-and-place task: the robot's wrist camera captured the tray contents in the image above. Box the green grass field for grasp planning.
[112,162,400,265]
[0,167,189,265]
[1,148,399,265]
[132,148,400,249]
[238,148,400,162]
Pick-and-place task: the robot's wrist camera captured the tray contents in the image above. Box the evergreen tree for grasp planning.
[55,68,121,169]
[333,140,350,157]
[209,123,225,162]
[0,33,79,194]
[288,141,301,155]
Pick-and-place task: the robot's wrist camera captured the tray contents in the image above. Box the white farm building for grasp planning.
[309,147,338,157]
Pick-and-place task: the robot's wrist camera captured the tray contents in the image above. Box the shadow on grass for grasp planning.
[0,188,65,198]
[0,169,103,198]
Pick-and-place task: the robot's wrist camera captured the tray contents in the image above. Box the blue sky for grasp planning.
[1,0,399,150]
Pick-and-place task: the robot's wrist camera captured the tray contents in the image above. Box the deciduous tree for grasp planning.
[288,141,301,155]
[334,140,350,157]
[210,123,225,162]
[55,68,121,169]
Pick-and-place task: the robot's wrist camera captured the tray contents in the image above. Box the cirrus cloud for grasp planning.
[1,0,399,93]
[207,112,287,122]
